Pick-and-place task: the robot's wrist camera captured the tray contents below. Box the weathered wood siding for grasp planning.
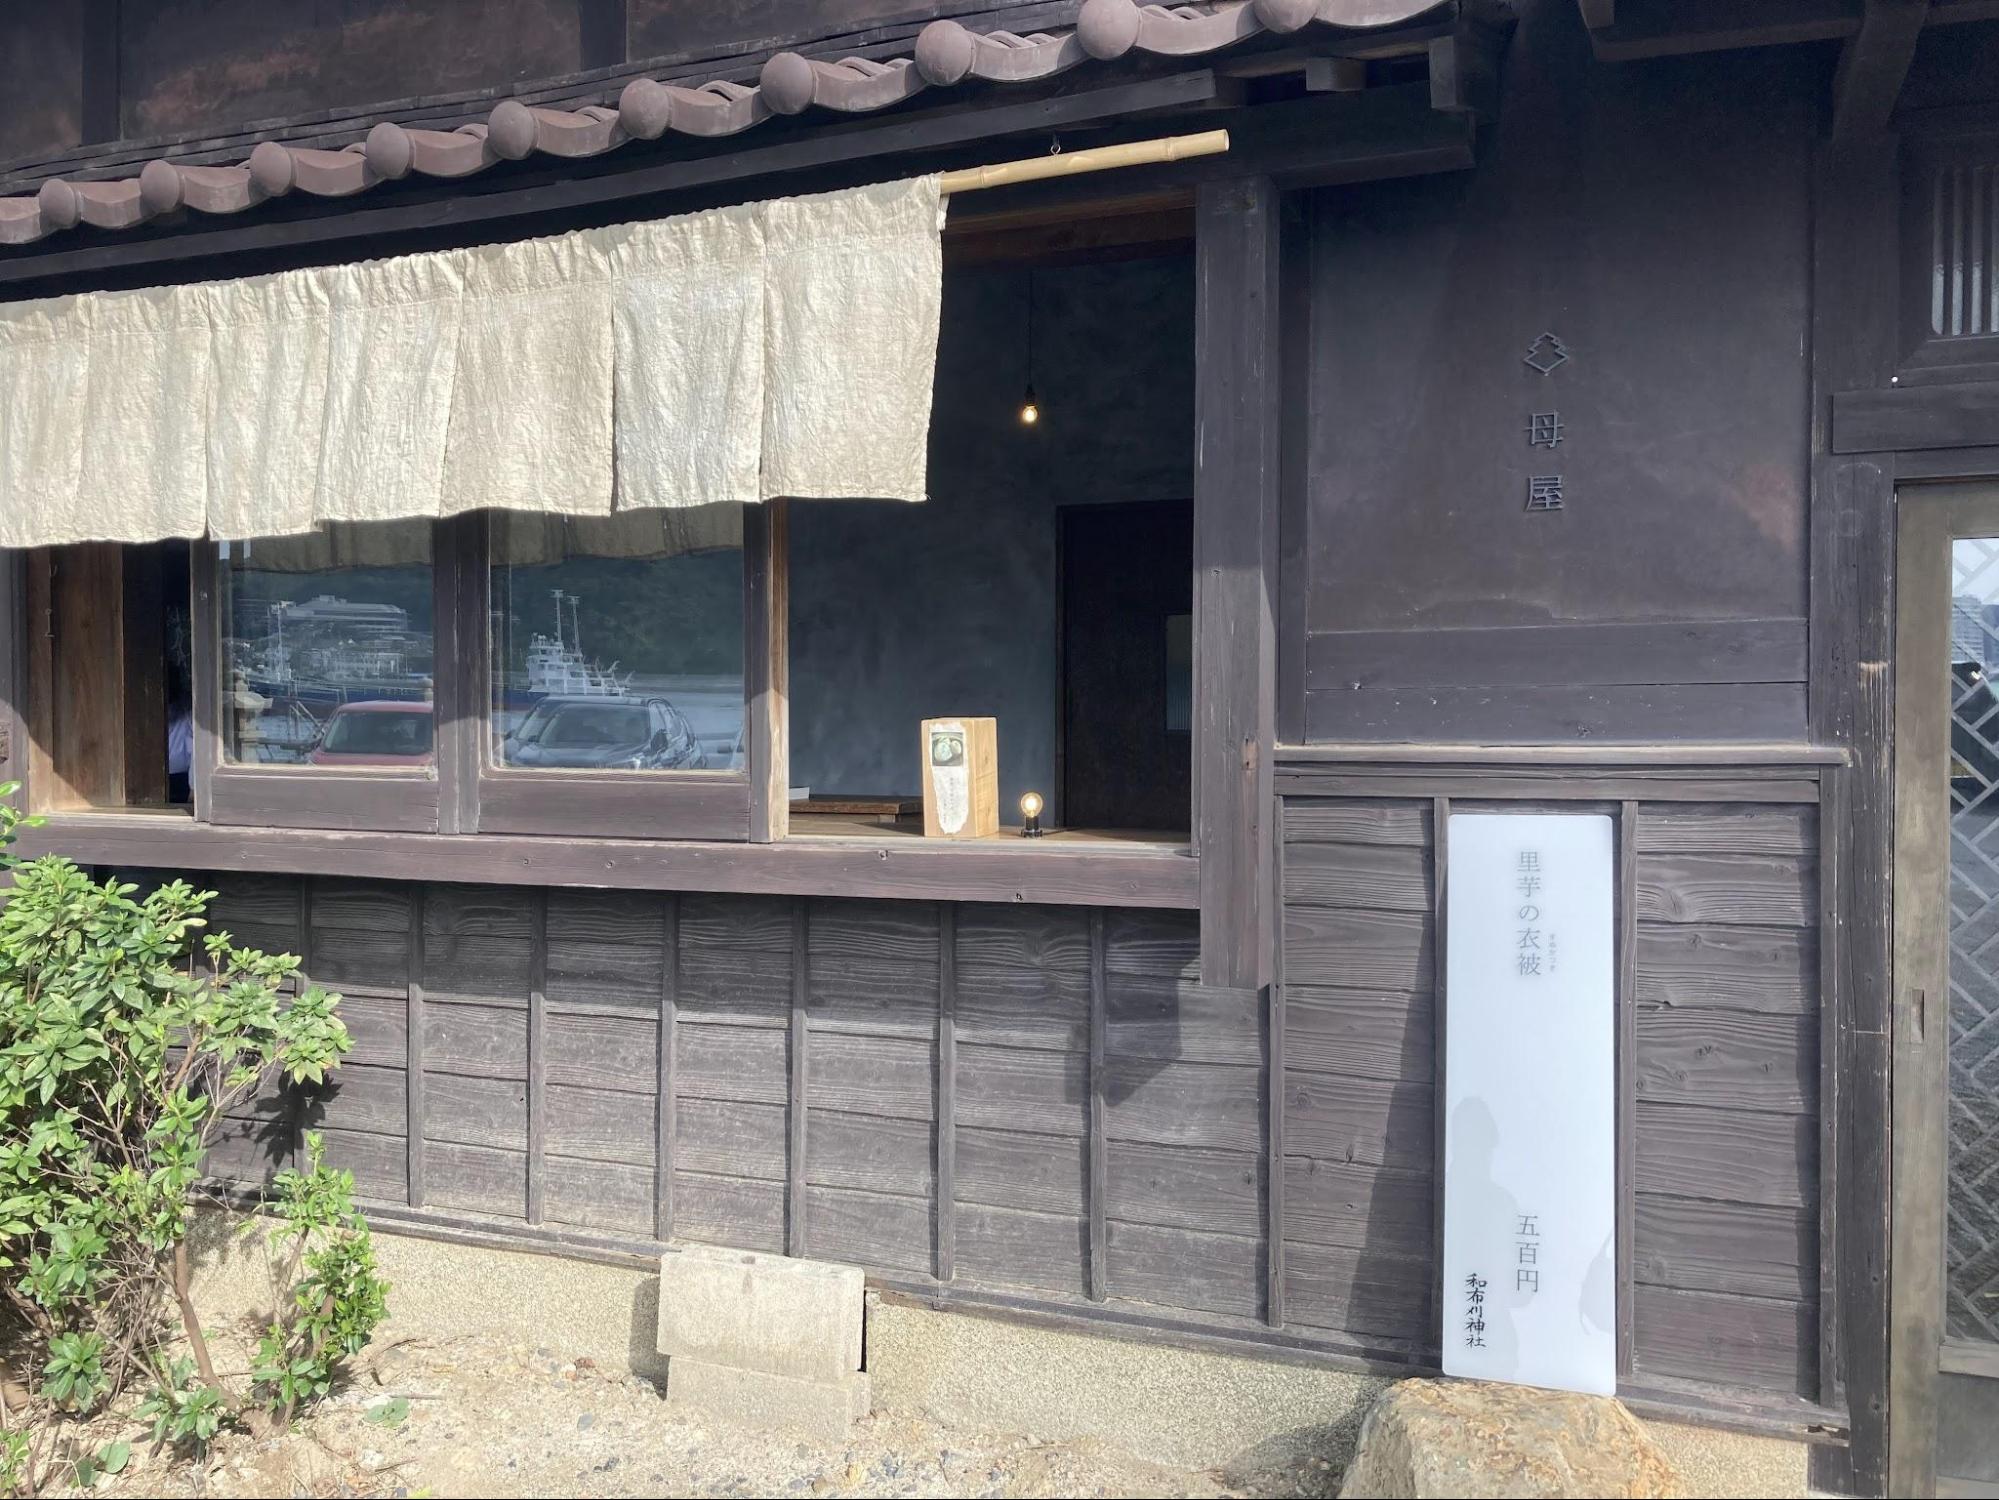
[118,1,588,140]
[188,875,1272,1330]
[0,3,83,166]
[1279,796,1823,1401]
[1279,799,1437,1354]
[1629,807,1820,1397]
[179,817,1824,1410]
[1292,2,1815,745]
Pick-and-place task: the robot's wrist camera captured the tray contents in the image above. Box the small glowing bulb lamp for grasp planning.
[1019,790,1045,838]
[1019,384,1040,426]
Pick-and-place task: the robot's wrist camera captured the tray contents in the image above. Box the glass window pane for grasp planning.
[490,508,745,773]
[217,523,435,767]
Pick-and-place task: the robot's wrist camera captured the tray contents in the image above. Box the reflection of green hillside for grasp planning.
[495,554,744,677]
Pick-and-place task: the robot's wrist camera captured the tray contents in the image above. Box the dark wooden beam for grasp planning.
[1427,18,1506,122]
[1831,0,1929,140]
[1588,0,1861,63]
[944,203,1194,268]
[1194,174,1281,989]
[17,814,1200,908]
[1834,380,1999,452]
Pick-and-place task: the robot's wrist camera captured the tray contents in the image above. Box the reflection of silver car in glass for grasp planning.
[503,696,707,770]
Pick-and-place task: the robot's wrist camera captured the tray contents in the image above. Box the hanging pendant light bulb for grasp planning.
[1018,270,1040,427]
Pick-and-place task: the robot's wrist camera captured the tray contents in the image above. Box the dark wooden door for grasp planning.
[1059,498,1191,834]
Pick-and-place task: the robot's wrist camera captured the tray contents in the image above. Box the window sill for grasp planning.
[19,811,1198,910]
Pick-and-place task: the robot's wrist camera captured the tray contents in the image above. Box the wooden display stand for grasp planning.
[920,717,998,839]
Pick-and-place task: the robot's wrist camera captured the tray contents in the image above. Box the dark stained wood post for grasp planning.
[1087,908,1108,1302]
[527,888,549,1225]
[406,889,427,1210]
[1265,800,1288,1328]
[787,897,809,1257]
[434,514,486,837]
[655,894,679,1242]
[747,500,790,844]
[1810,135,1900,1497]
[1430,796,1450,1351]
[1615,800,1638,1377]
[1194,175,1282,990]
[0,552,22,809]
[935,903,957,1283]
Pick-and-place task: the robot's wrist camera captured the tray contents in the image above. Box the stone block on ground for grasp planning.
[656,1244,863,1384]
[1339,1378,1688,1499]
[666,1356,871,1440]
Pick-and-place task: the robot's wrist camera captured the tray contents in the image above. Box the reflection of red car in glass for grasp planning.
[307,701,435,767]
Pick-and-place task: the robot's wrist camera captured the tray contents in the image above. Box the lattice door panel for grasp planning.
[1947,537,1999,1344]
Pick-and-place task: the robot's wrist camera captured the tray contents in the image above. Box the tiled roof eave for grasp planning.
[0,0,1451,250]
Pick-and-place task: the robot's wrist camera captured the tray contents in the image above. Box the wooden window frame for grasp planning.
[1896,129,1999,386]
[456,509,770,843]
[193,509,779,843]
[192,536,442,833]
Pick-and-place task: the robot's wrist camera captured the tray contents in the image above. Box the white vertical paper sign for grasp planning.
[1442,812,1617,1395]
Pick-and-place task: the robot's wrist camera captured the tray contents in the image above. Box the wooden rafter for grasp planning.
[1586,0,1861,63]
[1428,9,1512,121]
[1831,0,1930,140]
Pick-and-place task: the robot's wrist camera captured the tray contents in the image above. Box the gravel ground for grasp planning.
[40,1332,1343,1499]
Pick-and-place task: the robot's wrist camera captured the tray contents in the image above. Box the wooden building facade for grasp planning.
[1,1,1997,1492]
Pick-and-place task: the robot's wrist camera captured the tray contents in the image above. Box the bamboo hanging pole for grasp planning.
[939,128,1230,196]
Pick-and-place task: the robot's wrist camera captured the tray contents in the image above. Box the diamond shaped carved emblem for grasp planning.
[1522,332,1571,376]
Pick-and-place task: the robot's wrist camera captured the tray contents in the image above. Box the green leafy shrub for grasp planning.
[0,783,388,1491]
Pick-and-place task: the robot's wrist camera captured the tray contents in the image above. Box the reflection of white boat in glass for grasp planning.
[238,596,433,706]
[504,591,631,707]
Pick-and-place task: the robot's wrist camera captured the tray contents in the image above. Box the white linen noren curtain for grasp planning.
[0,176,945,549]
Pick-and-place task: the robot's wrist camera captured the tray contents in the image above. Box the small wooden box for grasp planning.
[920,717,999,839]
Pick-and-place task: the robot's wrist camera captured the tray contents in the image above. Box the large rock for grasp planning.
[1339,1379,1688,1499]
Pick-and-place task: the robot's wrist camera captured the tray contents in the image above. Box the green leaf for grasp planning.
[98,1440,130,1474]
[366,1397,410,1427]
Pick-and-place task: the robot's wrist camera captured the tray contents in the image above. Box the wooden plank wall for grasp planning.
[174,823,1821,1408]
[1278,798,1437,1355]
[1278,797,1823,1402]
[1629,806,1820,1398]
[184,874,1272,1327]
